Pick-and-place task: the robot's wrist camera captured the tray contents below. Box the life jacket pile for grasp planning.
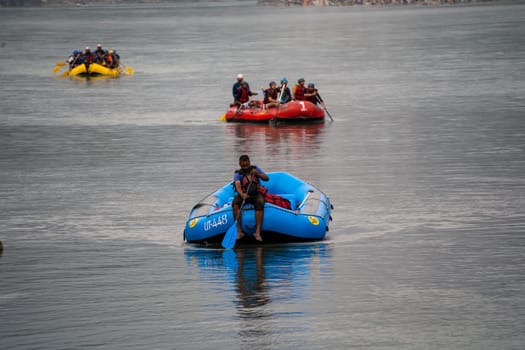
[264,192,292,210]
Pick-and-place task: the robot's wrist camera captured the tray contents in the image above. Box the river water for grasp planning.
[1,1,525,349]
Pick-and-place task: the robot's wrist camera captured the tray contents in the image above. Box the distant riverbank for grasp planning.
[258,0,521,6]
[1,0,198,7]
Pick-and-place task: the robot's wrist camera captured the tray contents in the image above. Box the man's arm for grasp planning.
[252,167,269,182]
[234,180,248,200]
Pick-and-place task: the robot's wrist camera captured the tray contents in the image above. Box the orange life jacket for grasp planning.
[294,85,305,100]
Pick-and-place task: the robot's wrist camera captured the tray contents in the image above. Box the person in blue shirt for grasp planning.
[232,74,244,99]
[278,77,292,104]
[232,155,269,242]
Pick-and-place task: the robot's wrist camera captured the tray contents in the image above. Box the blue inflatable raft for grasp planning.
[183,172,333,245]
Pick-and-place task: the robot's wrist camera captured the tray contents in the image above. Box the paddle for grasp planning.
[222,197,246,249]
[222,178,253,249]
[52,61,67,74]
[117,65,134,76]
[273,88,282,123]
[316,95,334,121]
[278,82,289,104]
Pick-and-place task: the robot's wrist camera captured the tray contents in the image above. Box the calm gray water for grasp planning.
[1,1,525,349]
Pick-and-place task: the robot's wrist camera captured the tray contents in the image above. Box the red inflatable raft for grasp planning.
[224,100,325,123]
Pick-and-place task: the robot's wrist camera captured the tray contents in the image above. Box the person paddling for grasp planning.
[83,46,94,68]
[305,82,326,108]
[67,50,82,69]
[278,77,292,104]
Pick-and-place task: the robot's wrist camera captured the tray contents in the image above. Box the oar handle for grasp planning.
[316,95,334,121]
[235,177,253,219]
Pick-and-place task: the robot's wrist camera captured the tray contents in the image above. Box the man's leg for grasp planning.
[253,194,265,242]
[254,210,263,242]
[232,195,244,239]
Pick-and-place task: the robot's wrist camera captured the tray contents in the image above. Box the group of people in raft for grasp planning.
[232,73,327,110]
[66,43,121,70]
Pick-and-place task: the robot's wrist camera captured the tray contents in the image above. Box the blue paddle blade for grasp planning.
[222,220,238,249]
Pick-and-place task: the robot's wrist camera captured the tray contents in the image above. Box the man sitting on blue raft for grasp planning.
[232,155,269,242]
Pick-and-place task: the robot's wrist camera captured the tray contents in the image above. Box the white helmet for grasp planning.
[236,73,243,80]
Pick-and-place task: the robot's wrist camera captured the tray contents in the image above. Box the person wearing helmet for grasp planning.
[234,81,258,109]
[263,81,280,109]
[94,44,103,64]
[232,74,258,107]
[95,43,104,56]
[83,46,94,65]
[112,50,120,68]
[67,50,77,68]
[292,78,306,101]
[305,82,326,108]
[101,49,112,68]
[67,49,83,69]
[102,49,113,68]
[278,77,292,104]
[232,74,245,100]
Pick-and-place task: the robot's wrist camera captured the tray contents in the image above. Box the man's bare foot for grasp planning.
[253,232,263,242]
[236,231,245,240]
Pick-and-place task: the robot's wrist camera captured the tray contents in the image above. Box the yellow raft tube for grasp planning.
[66,62,120,78]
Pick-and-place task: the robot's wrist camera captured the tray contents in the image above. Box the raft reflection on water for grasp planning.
[184,243,332,310]
[224,122,326,158]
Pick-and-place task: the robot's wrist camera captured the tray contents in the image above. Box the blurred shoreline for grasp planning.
[2,0,523,7]
[259,0,515,6]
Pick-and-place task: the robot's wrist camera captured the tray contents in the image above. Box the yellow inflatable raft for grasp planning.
[66,63,120,77]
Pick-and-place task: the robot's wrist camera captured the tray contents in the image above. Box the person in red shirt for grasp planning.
[292,78,306,101]
[263,81,280,109]
[305,83,326,108]
[234,81,258,108]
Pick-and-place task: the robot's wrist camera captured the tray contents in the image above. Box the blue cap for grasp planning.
[281,77,288,83]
